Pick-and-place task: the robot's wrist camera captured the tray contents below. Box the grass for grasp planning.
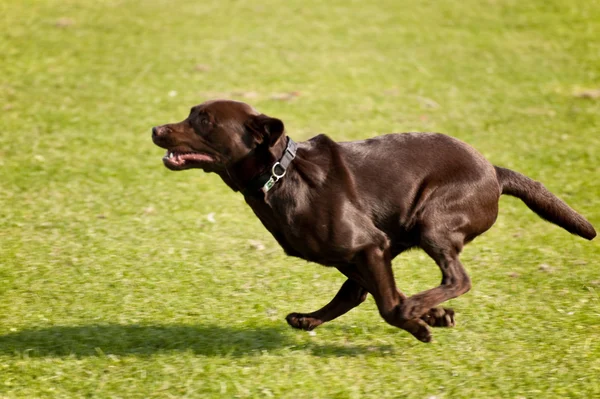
[1,0,599,397]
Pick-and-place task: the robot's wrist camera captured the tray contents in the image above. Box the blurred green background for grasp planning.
[1,0,599,397]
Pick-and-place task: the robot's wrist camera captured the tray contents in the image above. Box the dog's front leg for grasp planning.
[285,279,368,331]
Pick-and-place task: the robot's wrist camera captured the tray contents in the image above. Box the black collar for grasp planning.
[241,137,297,197]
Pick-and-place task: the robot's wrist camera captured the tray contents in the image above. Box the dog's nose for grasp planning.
[152,126,159,137]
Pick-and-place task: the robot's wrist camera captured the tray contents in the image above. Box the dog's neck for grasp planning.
[219,135,290,195]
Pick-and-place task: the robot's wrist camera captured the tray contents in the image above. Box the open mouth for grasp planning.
[162,150,215,170]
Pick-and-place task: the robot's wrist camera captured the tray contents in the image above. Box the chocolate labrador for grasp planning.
[152,99,596,342]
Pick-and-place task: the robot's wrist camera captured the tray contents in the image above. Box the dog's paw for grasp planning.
[285,313,321,331]
[402,318,433,343]
[420,307,455,328]
[415,328,432,343]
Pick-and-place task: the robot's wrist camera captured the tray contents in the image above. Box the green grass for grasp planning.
[1,0,599,397]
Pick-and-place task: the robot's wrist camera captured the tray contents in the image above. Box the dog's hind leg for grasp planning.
[344,245,433,342]
[400,183,499,321]
[285,279,368,331]
[400,229,471,320]
[286,243,434,341]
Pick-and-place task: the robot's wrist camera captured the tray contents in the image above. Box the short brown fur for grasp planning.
[152,100,596,342]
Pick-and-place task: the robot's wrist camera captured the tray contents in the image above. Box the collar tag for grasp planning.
[261,177,276,193]
[259,138,296,194]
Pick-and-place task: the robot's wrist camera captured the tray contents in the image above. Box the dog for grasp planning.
[152,99,596,342]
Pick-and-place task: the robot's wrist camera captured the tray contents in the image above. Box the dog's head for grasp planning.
[152,100,286,172]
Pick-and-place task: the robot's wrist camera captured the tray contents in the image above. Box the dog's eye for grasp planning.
[200,117,210,126]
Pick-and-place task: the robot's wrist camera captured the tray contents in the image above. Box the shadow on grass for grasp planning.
[0,324,397,358]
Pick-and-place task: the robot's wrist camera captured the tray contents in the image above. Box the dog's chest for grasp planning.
[252,199,383,266]
[272,226,354,266]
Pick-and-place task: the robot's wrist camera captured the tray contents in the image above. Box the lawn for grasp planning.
[1,0,599,397]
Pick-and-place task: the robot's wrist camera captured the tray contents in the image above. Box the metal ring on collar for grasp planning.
[272,162,286,179]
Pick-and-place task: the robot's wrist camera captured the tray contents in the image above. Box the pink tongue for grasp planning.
[179,153,213,162]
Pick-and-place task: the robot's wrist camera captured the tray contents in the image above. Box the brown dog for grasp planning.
[152,99,596,342]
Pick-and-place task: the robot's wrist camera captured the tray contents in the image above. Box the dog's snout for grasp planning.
[152,125,172,148]
[152,125,169,141]
[152,125,170,138]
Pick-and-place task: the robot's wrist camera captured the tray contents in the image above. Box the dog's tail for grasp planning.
[494,166,596,240]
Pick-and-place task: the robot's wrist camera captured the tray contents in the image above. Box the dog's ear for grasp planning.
[246,114,285,146]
